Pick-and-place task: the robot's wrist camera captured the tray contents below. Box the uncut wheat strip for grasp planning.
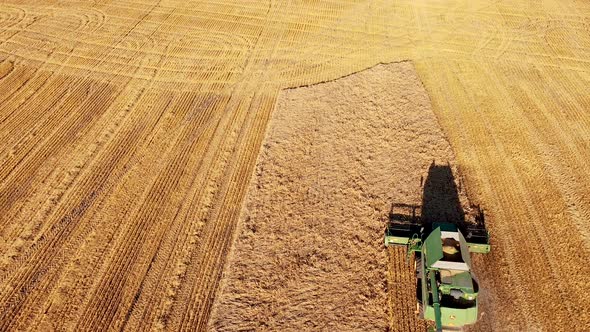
[157,23,280,330]
[205,76,350,329]
[184,97,272,329]
[139,99,240,330]
[191,99,269,331]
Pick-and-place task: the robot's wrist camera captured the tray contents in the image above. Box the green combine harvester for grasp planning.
[385,164,491,332]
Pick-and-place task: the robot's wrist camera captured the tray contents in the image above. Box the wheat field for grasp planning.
[0,0,589,331]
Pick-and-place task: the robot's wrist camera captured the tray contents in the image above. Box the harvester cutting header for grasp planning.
[385,163,491,332]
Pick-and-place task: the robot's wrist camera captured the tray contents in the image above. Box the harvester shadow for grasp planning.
[421,161,465,226]
[388,161,488,238]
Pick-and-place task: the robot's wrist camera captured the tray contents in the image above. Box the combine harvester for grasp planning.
[385,164,491,332]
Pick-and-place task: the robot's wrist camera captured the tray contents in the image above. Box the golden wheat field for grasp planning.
[0,0,589,331]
